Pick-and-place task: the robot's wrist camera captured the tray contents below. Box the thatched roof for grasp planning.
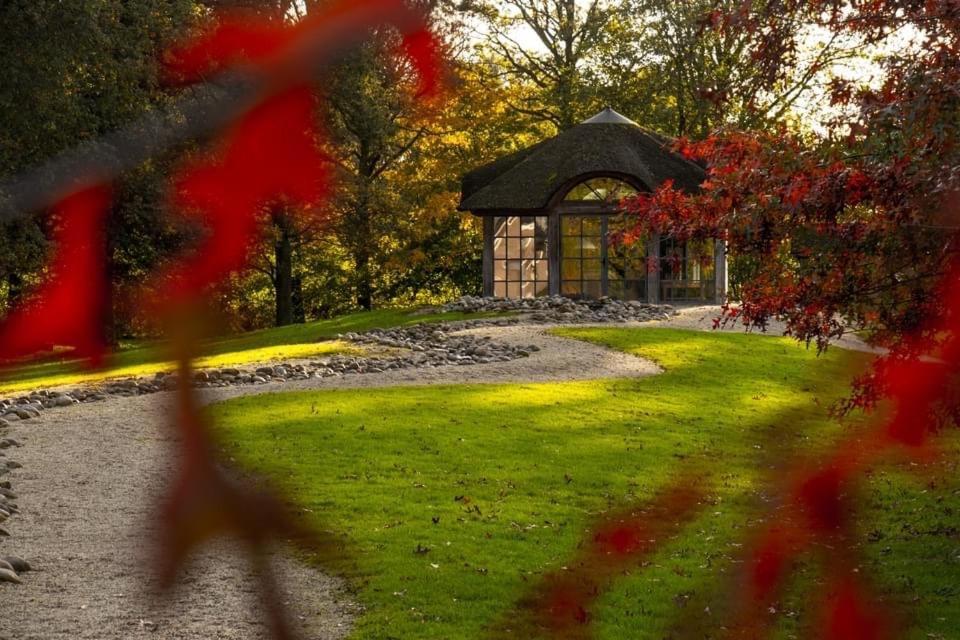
[459,108,706,213]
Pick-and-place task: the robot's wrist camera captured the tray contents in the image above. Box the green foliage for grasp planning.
[212,329,959,639]
[0,0,197,335]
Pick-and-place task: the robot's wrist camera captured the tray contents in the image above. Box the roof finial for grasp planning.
[581,107,638,126]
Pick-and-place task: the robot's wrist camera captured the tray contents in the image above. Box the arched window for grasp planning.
[563,177,638,204]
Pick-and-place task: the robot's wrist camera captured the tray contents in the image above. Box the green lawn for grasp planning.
[211,328,960,639]
[0,308,495,394]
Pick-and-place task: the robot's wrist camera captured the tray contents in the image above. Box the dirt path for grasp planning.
[0,322,663,640]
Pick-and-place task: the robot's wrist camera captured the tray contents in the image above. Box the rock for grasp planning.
[53,395,75,407]
[0,567,21,584]
[3,556,30,573]
[5,460,21,469]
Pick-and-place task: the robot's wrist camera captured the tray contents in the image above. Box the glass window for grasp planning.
[560,215,604,300]
[494,237,506,259]
[559,213,649,301]
[491,215,550,299]
[520,217,536,237]
[521,237,535,259]
[659,237,716,302]
[563,177,638,204]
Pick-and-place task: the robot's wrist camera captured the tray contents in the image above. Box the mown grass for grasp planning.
[0,308,495,394]
[211,328,960,639]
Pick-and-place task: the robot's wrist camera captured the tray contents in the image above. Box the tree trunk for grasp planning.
[292,274,306,323]
[355,247,373,311]
[274,213,295,327]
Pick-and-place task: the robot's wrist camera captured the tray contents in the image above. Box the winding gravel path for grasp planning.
[0,321,663,640]
[0,307,873,639]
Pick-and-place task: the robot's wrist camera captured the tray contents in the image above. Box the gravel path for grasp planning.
[0,322,662,640]
[0,309,874,639]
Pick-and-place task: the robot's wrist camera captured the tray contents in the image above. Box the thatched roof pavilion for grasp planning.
[459,108,726,303]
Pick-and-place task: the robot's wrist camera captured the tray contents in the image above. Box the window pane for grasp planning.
[521,237,535,259]
[507,216,520,236]
[535,259,549,280]
[583,280,602,299]
[561,281,581,296]
[507,237,521,258]
[494,237,506,259]
[563,178,639,203]
[535,216,549,237]
[562,259,581,280]
[562,216,580,236]
[521,281,535,299]
[581,236,601,259]
[520,217,536,237]
[562,236,580,258]
[582,216,601,236]
[523,259,536,280]
[535,280,549,296]
[494,281,506,297]
[582,259,602,280]
[507,260,522,281]
[507,281,521,298]
[494,260,506,281]
[493,216,506,237]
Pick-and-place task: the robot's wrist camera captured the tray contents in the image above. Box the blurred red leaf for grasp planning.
[0,185,111,367]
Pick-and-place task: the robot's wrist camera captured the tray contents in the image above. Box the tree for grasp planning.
[620,0,960,419]
[626,0,854,137]
[467,0,627,131]
[0,0,197,341]
[322,18,448,310]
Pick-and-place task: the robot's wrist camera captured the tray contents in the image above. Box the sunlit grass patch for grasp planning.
[0,308,502,393]
[205,328,960,639]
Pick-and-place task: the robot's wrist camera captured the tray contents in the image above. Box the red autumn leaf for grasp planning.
[0,185,111,367]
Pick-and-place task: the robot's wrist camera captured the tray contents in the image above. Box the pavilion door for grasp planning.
[560,214,647,300]
[560,214,604,299]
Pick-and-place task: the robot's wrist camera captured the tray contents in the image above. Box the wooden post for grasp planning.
[714,239,727,304]
[482,215,493,297]
[549,210,561,296]
[646,233,660,303]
